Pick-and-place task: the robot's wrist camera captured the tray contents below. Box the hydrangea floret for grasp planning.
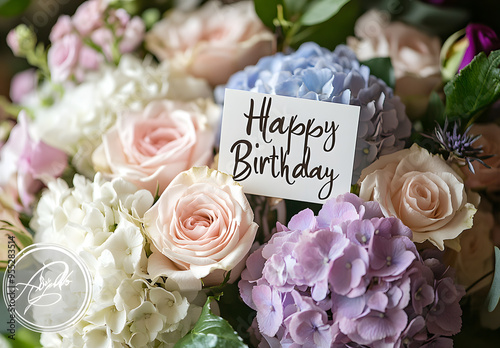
[217,42,412,182]
[239,193,465,347]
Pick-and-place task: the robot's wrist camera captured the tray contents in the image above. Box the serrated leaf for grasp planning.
[486,246,500,312]
[174,298,247,348]
[361,57,395,89]
[254,0,284,29]
[444,49,500,121]
[0,0,30,17]
[300,0,350,26]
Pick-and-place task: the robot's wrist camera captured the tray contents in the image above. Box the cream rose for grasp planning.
[347,10,442,118]
[143,167,259,290]
[92,99,219,194]
[462,123,500,192]
[444,205,494,292]
[145,1,276,86]
[358,144,477,250]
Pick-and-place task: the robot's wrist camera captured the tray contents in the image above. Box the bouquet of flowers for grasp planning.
[1,0,500,347]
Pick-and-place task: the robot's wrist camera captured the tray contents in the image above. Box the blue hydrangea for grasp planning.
[216,42,412,183]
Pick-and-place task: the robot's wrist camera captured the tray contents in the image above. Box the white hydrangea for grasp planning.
[24,55,212,176]
[32,174,203,347]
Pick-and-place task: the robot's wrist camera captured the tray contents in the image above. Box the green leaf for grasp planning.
[486,246,500,312]
[360,57,395,89]
[254,0,284,29]
[290,0,359,50]
[0,0,30,17]
[283,0,307,16]
[174,298,247,348]
[300,0,350,26]
[444,49,500,122]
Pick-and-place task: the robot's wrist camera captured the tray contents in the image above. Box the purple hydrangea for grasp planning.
[217,42,412,182]
[239,193,465,347]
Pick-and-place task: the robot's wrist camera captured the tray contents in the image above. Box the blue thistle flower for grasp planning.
[424,119,493,174]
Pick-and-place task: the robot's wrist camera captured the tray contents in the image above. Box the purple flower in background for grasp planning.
[459,23,500,70]
[238,193,465,347]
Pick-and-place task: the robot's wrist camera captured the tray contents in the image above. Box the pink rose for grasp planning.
[358,144,478,250]
[119,16,146,53]
[462,123,500,192]
[0,111,67,210]
[347,10,442,118]
[144,167,259,290]
[50,15,73,42]
[48,33,82,82]
[145,1,276,86]
[90,27,114,62]
[72,0,105,36]
[10,69,37,104]
[92,99,219,194]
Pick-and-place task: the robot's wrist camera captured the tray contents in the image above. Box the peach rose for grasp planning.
[462,123,500,192]
[145,1,276,86]
[143,167,259,290]
[358,144,477,250]
[347,10,442,118]
[444,204,494,293]
[93,99,219,194]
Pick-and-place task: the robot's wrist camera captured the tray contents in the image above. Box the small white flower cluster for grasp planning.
[31,174,203,347]
[24,54,212,176]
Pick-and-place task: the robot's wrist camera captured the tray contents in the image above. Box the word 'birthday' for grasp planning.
[229,96,340,200]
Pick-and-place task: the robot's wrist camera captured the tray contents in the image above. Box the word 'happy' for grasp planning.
[229,97,340,200]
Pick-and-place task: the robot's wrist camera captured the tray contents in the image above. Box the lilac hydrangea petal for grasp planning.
[288,208,317,231]
[252,284,284,337]
[356,308,408,342]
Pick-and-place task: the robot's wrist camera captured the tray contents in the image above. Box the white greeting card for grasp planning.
[219,89,360,204]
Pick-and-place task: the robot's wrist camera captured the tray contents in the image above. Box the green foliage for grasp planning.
[254,0,284,30]
[360,57,395,89]
[0,220,33,251]
[174,297,247,348]
[486,246,500,312]
[254,0,356,51]
[0,0,31,17]
[444,49,500,124]
[1,328,41,348]
[300,0,350,26]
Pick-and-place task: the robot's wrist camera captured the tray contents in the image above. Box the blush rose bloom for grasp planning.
[145,1,276,86]
[358,144,477,250]
[143,167,259,290]
[48,33,82,83]
[92,99,220,194]
[347,10,442,118]
[462,123,500,192]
